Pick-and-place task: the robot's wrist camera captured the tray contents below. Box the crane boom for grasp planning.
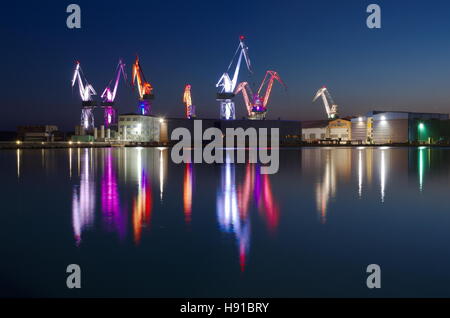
[101,59,127,103]
[132,56,153,99]
[71,61,96,131]
[132,56,154,115]
[257,70,287,110]
[234,82,254,116]
[235,71,286,120]
[313,87,339,119]
[72,62,96,102]
[217,36,252,95]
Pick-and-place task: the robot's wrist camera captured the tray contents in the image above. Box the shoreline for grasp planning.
[4,141,450,150]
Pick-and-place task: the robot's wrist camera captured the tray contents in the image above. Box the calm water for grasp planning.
[2,147,450,297]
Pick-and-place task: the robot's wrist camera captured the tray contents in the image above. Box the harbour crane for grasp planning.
[183,84,196,119]
[216,36,252,120]
[101,59,127,127]
[234,70,286,120]
[234,82,254,116]
[313,87,339,120]
[71,61,97,131]
[132,56,154,115]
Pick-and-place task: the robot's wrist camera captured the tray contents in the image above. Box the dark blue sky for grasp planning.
[2,0,450,130]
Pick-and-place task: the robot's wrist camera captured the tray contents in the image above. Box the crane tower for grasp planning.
[132,56,154,115]
[313,87,339,120]
[71,61,97,132]
[183,84,196,119]
[101,59,127,127]
[216,36,252,120]
[235,70,286,120]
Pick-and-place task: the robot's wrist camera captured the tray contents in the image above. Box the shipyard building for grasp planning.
[117,114,301,144]
[302,118,352,143]
[351,111,449,144]
[118,114,166,143]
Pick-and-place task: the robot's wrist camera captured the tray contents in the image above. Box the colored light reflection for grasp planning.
[380,150,386,203]
[258,173,280,232]
[314,149,352,223]
[159,148,167,201]
[69,148,72,179]
[16,149,21,179]
[133,149,153,244]
[358,150,363,198]
[315,151,336,224]
[101,149,125,240]
[217,162,280,272]
[217,163,250,272]
[418,147,430,192]
[183,163,194,224]
[72,149,95,246]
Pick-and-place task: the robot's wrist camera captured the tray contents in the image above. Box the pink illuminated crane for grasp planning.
[71,61,97,131]
[235,70,286,120]
[132,56,154,115]
[101,59,127,127]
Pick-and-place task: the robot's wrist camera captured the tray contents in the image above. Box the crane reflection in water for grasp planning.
[133,148,153,245]
[217,161,279,272]
[101,148,126,241]
[183,163,194,224]
[72,148,95,246]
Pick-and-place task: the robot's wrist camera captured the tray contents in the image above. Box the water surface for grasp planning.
[1,147,450,297]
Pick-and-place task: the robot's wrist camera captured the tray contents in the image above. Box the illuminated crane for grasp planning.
[132,56,154,115]
[313,87,339,120]
[234,82,254,116]
[101,59,127,127]
[71,61,97,131]
[216,36,252,120]
[183,84,196,119]
[235,71,286,120]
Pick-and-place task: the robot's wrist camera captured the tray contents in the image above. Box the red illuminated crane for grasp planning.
[132,56,154,115]
[234,82,254,117]
[235,71,286,120]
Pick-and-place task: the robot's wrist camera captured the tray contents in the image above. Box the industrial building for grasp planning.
[117,115,302,145]
[17,125,60,142]
[351,111,450,144]
[328,118,352,141]
[411,119,450,144]
[301,119,352,143]
[302,120,329,142]
[118,114,165,142]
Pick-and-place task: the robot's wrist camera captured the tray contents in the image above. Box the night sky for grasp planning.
[2,0,450,130]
